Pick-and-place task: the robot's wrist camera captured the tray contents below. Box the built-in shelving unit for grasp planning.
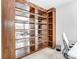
[48,11,53,48]
[47,8,56,48]
[2,0,56,59]
[15,0,49,59]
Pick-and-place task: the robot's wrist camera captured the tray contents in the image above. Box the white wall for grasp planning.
[56,1,77,46]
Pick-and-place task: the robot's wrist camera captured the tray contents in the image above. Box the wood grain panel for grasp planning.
[16,0,26,3]
[2,0,15,59]
[47,8,56,48]
[52,9,56,48]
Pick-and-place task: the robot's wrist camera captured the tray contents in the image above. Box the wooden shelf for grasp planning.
[38,40,48,44]
[48,41,52,42]
[16,52,29,59]
[48,16,52,18]
[48,23,52,24]
[15,29,48,31]
[48,10,53,48]
[16,7,47,19]
[16,44,35,50]
[16,35,48,40]
[16,0,26,4]
[15,20,47,25]
[48,29,53,30]
[48,35,52,36]
[15,20,33,24]
[15,15,46,20]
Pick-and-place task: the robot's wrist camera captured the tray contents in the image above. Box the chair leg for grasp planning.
[64,53,70,59]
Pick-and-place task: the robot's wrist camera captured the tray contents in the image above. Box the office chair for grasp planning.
[62,32,70,59]
[62,32,76,59]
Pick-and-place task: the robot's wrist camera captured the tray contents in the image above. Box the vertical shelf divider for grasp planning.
[35,9,38,51]
[47,8,56,48]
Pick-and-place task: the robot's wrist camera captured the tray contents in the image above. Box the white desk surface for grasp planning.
[68,43,77,58]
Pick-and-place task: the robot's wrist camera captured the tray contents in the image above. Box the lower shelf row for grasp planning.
[16,42,52,58]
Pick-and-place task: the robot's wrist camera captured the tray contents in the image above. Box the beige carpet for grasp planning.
[22,48,65,59]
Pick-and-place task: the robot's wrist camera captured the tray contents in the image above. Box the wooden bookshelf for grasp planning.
[47,8,56,48]
[15,0,48,59]
[48,11,53,47]
[2,0,56,59]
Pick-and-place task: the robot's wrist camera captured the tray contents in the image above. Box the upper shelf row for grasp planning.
[15,2,47,19]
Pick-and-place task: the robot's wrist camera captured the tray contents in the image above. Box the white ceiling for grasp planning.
[27,0,76,9]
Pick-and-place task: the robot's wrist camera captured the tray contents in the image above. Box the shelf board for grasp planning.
[15,21,47,25]
[48,23,52,25]
[15,29,48,31]
[15,29,37,31]
[16,50,42,59]
[16,52,29,59]
[37,22,47,25]
[16,7,47,19]
[48,17,52,18]
[16,0,26,4]
[15,15,47,20]
[16,37,35,40]
[38,40,48,44]
[48,35,52,36]
[15,20,47,23]
[16,7,29,13]
[15,44,35,50]
[48,29,53,30]
[38,29,47,30]
[15,20,29,24]
[16,36,48,40]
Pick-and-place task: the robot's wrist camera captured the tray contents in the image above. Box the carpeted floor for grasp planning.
[22,48,65,59]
